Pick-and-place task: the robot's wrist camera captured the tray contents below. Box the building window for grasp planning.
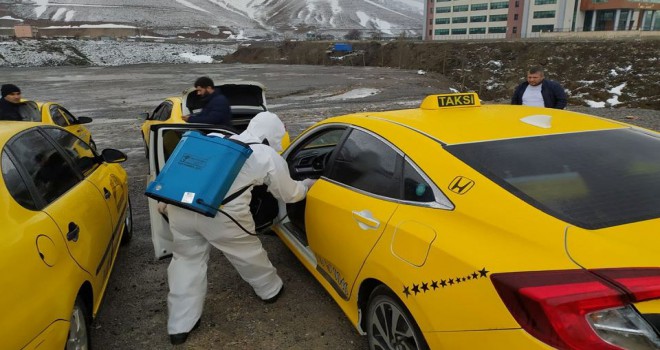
[453,5,469,12]
[451,28,467,34]
[471,3,488,11]
[453,16,468,23]
[534,0,557,4]
[436,6,451,13]
[435,18,450,24]
[470,27,487,34]
[435,29,450,35]
[534,11,556,19]
[490,14,508,22]
[490,1,509,9]
[489,26,507,33]
[592,0,608,3]
[471,15,488,22]
[514,14,519,20]
[532,24,555,32]
[513,26,517,33]
[436,0,452,2]
[515,1,520,7]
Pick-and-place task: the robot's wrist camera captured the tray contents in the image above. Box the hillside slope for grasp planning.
[224,39,660,109]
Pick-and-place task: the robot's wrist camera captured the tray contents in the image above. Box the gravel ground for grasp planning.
[0,63,657,350]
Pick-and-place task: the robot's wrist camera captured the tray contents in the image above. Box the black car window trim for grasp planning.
[401,155,454,210]
[2,148,40,210]
[287,125,350,180]
[48,104,69,126]
[58,106,79,124]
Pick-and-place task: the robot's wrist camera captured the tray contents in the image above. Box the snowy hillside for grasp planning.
[6,0,424,37]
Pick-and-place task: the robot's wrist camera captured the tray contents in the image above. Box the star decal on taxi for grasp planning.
[402,268,491,298]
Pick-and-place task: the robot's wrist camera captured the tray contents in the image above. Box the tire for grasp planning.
[120,197,133,245]
[66,296,91,350]
[366,286,429,350]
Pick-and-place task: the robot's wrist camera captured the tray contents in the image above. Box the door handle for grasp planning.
[352,210,380,230]
[67,222,80,242]
[104,188,111,199]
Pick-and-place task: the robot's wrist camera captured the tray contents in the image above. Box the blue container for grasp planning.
[145,130,253,217]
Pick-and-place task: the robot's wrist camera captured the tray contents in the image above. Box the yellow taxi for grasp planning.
[0,121,132,349]
[139,81,289,155]
[19,100,97,150]
[270,93,658,349]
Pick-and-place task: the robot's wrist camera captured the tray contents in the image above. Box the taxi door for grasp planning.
[41,102,92,143]
[305,128,400,299]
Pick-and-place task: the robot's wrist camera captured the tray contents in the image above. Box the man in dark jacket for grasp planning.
[0,84,24,121]
[511,67,567,109]
[182,76,232,126]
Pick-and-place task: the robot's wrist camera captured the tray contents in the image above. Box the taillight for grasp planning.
[491,269,660,350]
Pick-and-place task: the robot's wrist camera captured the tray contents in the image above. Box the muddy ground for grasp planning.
[1,63,657,350]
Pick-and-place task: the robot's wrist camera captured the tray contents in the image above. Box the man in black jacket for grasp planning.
[0,84,24,121]
[511,67,567,109]
[182,76,232,126]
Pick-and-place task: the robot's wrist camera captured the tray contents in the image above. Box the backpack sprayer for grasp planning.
[145,130,281,235]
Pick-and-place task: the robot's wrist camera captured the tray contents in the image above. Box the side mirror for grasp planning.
[100,148,128,163]
[77,116,93,124]
[139,112,150,120]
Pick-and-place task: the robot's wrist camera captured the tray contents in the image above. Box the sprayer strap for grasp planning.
[221,184,253,206]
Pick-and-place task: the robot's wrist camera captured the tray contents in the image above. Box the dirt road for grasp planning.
[1,64,656,349]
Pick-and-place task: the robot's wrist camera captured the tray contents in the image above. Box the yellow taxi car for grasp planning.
[19,100,97,151]
[273,93,659,349]
[139,81,289,155]
[0,121,132,349]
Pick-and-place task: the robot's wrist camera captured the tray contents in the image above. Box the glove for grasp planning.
[157,202,168,215]
[302,178,317,189]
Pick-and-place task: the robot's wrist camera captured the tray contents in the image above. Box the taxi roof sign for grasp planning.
[420,92,481,110]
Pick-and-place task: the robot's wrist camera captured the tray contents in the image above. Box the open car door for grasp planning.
[147,123,280,260]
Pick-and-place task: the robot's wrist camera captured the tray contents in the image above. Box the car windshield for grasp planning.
[446,129,660,229]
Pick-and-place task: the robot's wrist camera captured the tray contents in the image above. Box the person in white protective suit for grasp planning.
[160,111,316,345]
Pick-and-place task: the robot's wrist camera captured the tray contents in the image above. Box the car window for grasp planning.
[447,128,660,229]
[18,101,41,122]
[328,129,402,198]
[58,107,78,124]
[10,129,80,204]
[403,160,435,202]
[2,151,37,209]
[49,105,69,126]
[43,128,98,176]
[153,102,173,121]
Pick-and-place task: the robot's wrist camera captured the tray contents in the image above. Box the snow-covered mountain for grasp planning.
[6,0,424,38]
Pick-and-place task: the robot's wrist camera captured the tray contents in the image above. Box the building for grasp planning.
[423,0,660,40]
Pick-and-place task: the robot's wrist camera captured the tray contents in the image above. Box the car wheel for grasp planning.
[120,197,133,245]
[89,138,97,152]
[366,286,429,350]
[66,296,91,350]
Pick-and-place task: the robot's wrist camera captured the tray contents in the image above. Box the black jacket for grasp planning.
[511,79,568,109]
[0,99,24,121]
[188,90,232,126]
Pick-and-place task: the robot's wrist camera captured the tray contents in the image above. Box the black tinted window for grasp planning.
[403,160,435,202]
[18,102,41,122]
[2,151,36,209]
[447,129,660,229]
[11,130,79,204]
[154,102,173,121]
[328,129,401,198]
[44,128,98,176]
[49,105,68,126]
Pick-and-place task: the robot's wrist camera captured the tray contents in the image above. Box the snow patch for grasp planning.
[33,0,49,18]
[608,82,626,95]
[585,100,606,108]
[52,8,67,21]
[325,88,380,101]
[178,52,213,63]
[175,0,210,14]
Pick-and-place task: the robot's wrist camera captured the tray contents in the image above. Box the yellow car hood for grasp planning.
[565,218,660,268]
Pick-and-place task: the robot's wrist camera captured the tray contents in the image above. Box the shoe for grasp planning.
[262,285,284,304]
[169,319,201,345]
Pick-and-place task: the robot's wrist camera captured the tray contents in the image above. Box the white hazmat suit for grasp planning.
[166,111,310,336]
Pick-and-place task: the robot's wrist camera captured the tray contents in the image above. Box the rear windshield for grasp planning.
[446,129,660,229]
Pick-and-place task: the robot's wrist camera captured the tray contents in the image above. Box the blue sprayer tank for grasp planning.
[145,130,253,217]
